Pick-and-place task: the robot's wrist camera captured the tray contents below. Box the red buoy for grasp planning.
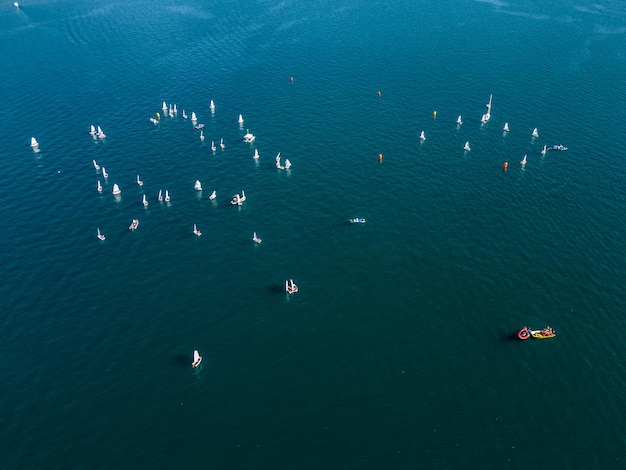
[377,91,381,98]
[518,326,531,340]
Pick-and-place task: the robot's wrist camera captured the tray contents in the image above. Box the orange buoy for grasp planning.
[377,91,381,98]
[378,153,383,163]
[503,161,508,171]
[433,110,437,119]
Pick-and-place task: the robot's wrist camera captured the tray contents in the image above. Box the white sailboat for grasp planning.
[220,138,225,149]
[191,112,197,122]
[30,137,39,148]
[253,149,259,159]
[238,114,244,125]
[193,224,201,237]
[158,189,163,202]
[240,190,246,202]
[275,152,284,169]
[162,101,167,112]
[149,117,158,125]
[168,104,173,118]
[419,131,426,141]
[92,159,100,171]
[231,193,242,205]
[285,279,299,294]
[211,141,216,152]
[253,232,262,244]
[102,167,108,178]
[209,190,216,200]
[464,141,471,152]
[481,94,492,124]
[142,194,148,207]
[209,100,215,111]
[97,180,103,193]
[129,219,139,231]
[192,349,202,368]
[182,110,188,119]
[199,130,204,141]
[541,145,547,155]
[90,125,96,136]
[112,183,121,195]
[532,128,539,138]
[503,122,510,132]
[97,126,106,139]
[457,115,463,126]
[173,104,177,114]
[194,180,202,191]
[136,174,143,186]
[521,154,527,165]
[97,228,105,241]
[243,129,255,143]
[284,159,292,169]
[164,190,170,202]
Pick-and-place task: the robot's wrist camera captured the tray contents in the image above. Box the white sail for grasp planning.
[194,180,202,191]
[193,224,201,236]
[419,131,426,141]
[238,114,244,124]
[220,138,225,149]
[90,125,96,135]
[532,128,539,138]
[464,141,471,152]
[173,104,177,114]
[210,100,215,110]
[253,149,259,159]
[457,115,462,125]
[191,112,197,121]
[97,228,105,241]
[284,159,291,169]
[30,137,39,148]
[481,94,492,123]
[521,154,527,165]
[503,122,510,132]
[97,180,102,192]
[240,190,246,202]
[209,190,216,200]
[112,183,121,195]
[162,101,167,112]
[136,174,143,186]
[182,110,187,119]
[285,280,289,292]
[92,159,100,170]
[211,141,216,152]
[158,189,163,201]
[142,194,148,207]
[541,145,547,155]
[192,349,202,367]
[102,167,108,178]
[164,190,170,202]
[253,232,262,243]
[200,130,204,141]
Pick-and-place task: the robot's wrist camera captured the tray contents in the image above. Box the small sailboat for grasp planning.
[209,100,215,111]
[102,167,108,178]
[112,183,121,195]
[532,128,539,138]
[219,138,225,149]
[275,152,284,169]
[419,131,426,141]
[200,130,205,141]
[182,110,188,119]
[211,141,216,152]
[129,219,139,231]
[194,180,202,191]
[97,126,106,139]
[173,104,177,114]
[240,190,246,202]
[231,193,243,205]
[284,159,292,169]
[192,349,202,368]
[97,180,103,193]
[162,101,167,112]
[209,190,216,200]
[149,117,158,125]
[481,94,492,124]
[253,149,259,160]
[541,145,547,155]
[164,190,170,202]
[14,2,19,8]
[464,141,471,152]
[191,111,197,122]
[158,189,163,202]
[142,194,148,207]
[30,137,39,148]
[521,154,527,165]
[285,279,299,294]
[503,122,510,132]
[238,114,244,125]
[456,115,463,126]
[168,104,174,118]
[97,228,106,241]
[92,159,100,171]
[243,129,255,143]
[89,125,96,136]
[193,224,201,237]
[136,174,143,186]
[253,232,262,244]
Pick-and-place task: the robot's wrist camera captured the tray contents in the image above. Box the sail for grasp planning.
[193,350,200,362]
[112,184,121,194]
[30,137,38,147]
[194,180,202,191]
[191,112,197,121]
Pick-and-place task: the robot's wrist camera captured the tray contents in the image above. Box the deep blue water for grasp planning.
[1,0,626,468]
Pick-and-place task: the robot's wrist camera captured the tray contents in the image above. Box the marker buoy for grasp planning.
[377,91,381,98]
[290,76,294,84]
[378,153,383,163]
[433,110,437,119]
[503,161,508,171]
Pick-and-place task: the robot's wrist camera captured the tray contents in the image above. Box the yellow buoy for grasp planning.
[156,112,161,120]
[433,110,437,119]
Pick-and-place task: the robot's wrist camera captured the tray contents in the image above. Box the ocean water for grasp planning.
[1,0,626,468]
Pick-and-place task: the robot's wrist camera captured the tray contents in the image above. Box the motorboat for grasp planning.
[97,228,105,241]
[481,94,492,124]
[92,159,100,171]
[142,194,148,207]
[238,114,244,125]
[194,123,205,130]
[550,144,568,151]
[531,326,555,339]
[419,131,426,141]
[503,122,510,132]
[253,232,262,244]
[136,174,143,187]
[129,219,139,231]
[209,190,216,200]
[30,137,39,148]
[456,115,462,126]
[532,128,539,138]
[112,183,121,195]
[192,349,202,368]
[194,180,202,191]
[285,279,299,294]
[464,141,471,152]
[193,224,201,237]
[243,129,255,143]
[350,218,366,224]
[97,180,103,193]
[520,154,527,165]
